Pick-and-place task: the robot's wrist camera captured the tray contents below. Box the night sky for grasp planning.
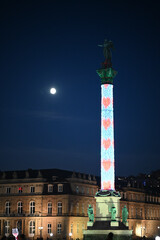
[1,0,160,177]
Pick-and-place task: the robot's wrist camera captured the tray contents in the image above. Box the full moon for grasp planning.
[50,88,56,94]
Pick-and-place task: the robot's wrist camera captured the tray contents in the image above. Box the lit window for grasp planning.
[29,221,35,234]
[71,224,73,234]
[57,202,62,215]
[48,202,52,215]
[19,187,22,193]
[58,184,63,192]
[6,187,11,194]
[57,223,61,234]
[48,185,53,193]
[48,224,51,234]
[29,201,35,214]
[82,223,84,231]
[17,201,23,214]
[5,202,10,215]
[30,186,35,193]
[4,220,10,235]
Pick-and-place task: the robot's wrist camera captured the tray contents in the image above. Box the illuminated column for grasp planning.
[97,68,117,191]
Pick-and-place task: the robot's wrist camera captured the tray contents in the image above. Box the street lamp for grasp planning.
[69,233,72,240]
[38,227,43,239]
[50,233,53,237]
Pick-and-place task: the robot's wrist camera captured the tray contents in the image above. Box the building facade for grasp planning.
[0,169,160,239]
[0,169,97,240]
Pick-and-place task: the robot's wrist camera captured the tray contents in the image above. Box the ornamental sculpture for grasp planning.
[98,39,114,68]
[87,204,94,222]
[122,205,128,224]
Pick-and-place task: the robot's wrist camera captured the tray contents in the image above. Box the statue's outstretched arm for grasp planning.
[98,44,103,47]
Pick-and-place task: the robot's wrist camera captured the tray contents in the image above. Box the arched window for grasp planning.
[5,202,10,215]
[17,201,23,214]
[29,201,35,214]
[29,221,35,234]
[48,202,52,214]
[57,202,62,215]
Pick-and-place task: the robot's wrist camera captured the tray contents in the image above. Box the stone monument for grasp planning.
[83,40,132,240]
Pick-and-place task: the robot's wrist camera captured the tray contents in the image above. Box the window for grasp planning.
[135,208,138,218]
[70,203,73,214]
[48,185,53,193]
[81,187,84,194]
[29,221,35,234]
[140,208,142,218]
[76,203,79,215]
[6,187,11,194]
[18,187,22,193]
[82,203,84,214]
[87,188,89,194]
[4,220,10,236]
[91,188,94,195]
[48,202,52,215]
[17,220,22,234]
[58,184,63,192]
[77,224,79,233]
[29,201,35,214]
[131,207,133,218]
[48,224,51,234]
[57,223,61,234]
[71,224,73,234]
[82,223,84,231]
[5,202,10,215]
[58,202,62,215]
[17,201,23,214]
[76,186,79,194]
[30,186,35,193]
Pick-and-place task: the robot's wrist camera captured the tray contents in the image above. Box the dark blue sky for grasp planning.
[0,0,160,177]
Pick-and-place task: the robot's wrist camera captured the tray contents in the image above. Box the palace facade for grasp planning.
[0,169,160,239]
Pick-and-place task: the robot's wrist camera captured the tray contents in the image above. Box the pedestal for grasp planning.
[83,191,132,240]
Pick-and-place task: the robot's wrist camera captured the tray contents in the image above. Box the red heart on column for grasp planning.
[102,159,112,171]
[103,139,111,150]
[103,97,111,108]
[103,118,111,130]
[103,181,111,190]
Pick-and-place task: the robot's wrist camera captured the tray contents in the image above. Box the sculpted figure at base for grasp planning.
[109,206,116,221]
[87,204,94,222]
[122,205,128,224]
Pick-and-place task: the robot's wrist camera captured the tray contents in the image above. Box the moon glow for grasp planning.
[50,88,56,94]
